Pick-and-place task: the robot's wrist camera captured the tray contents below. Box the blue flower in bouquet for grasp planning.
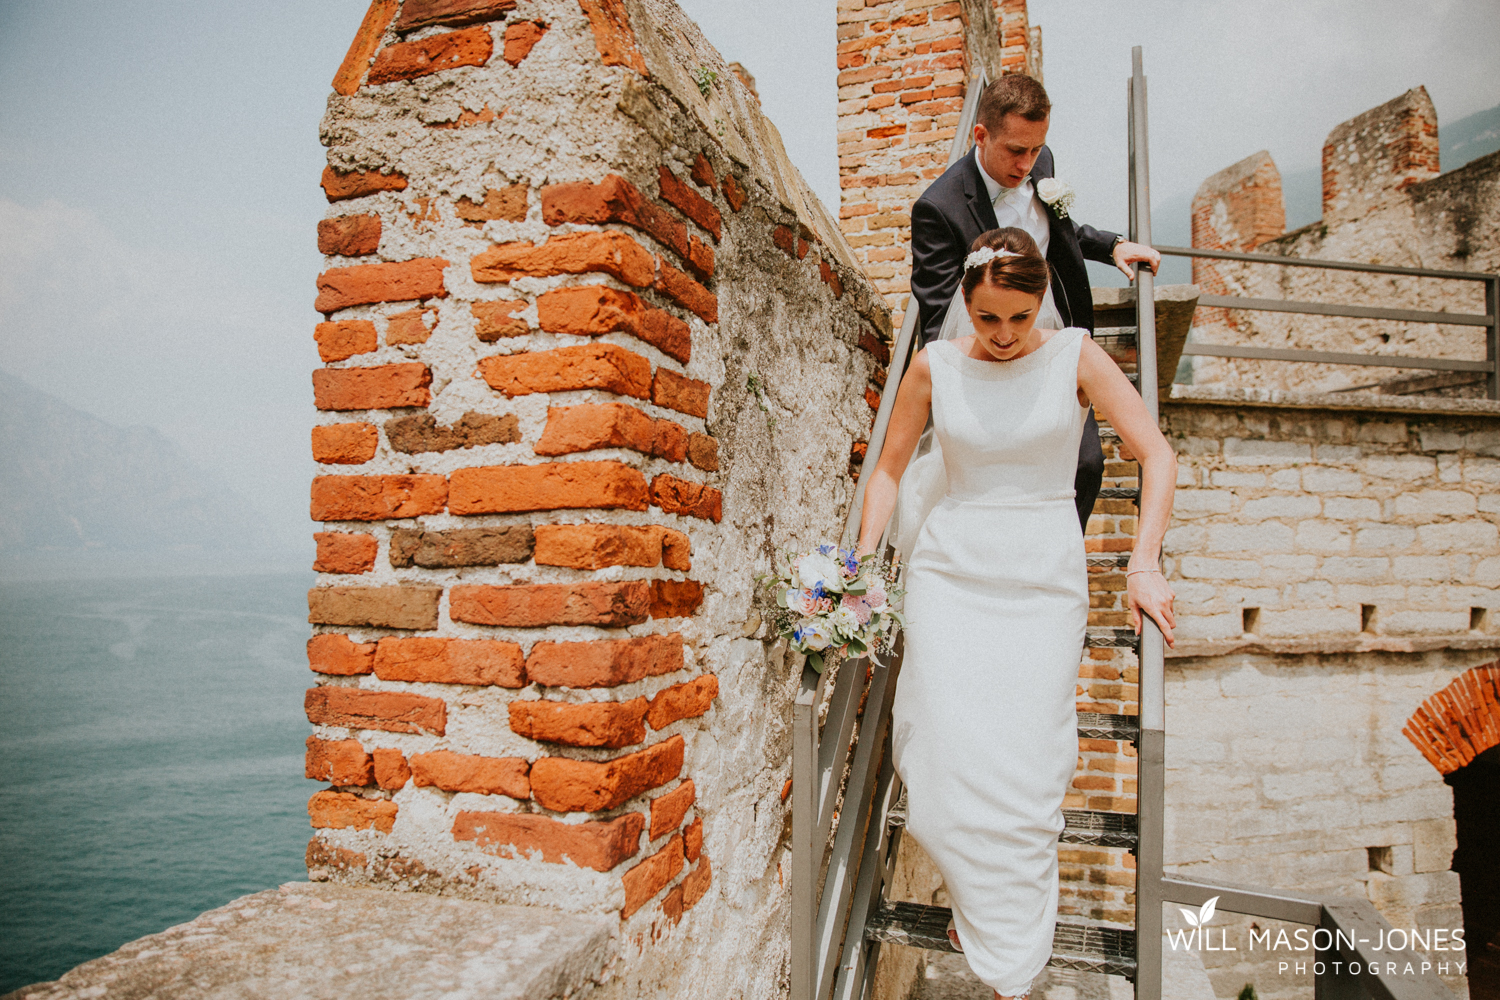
[794,619,836,651]
[840,547,860,578]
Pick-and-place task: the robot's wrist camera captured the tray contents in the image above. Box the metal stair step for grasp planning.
[1097,487,1140,501]
[1061,808,1138,848]
[1077,711,1140,741]
[866,901,1137,979]
[1094,326,1139,340]
[1086,552,1132,568]
[1086,627,1139,648]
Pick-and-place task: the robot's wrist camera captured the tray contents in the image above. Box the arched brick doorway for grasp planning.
[1404,662,1500,1000]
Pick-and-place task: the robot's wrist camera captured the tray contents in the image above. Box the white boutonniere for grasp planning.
[1035,177,1075,219]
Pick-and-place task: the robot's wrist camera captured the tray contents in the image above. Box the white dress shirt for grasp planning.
[974,146,1064,330]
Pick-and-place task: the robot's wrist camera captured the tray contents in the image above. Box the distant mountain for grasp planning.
[0,370,291,575]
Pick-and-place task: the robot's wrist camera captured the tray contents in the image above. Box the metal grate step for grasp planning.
[1086,627,1139,648]
[1077,712,1139,741]
[1086,552,1131,568]
[1061,808,1138,848]
[1097,487,1140,501]
[866,901,1137,979]
[1094,326,1139,340]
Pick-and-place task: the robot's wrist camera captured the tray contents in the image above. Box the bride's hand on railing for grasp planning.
[1126,568,1175,647]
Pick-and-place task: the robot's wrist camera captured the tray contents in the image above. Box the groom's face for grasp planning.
[974,113,1050,189]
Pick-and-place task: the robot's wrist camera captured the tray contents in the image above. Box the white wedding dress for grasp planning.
[889,319,1090,996]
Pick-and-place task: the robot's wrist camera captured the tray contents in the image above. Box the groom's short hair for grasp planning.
[976,74,1051,133]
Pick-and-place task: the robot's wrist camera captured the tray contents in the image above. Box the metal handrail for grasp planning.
[1155,244,1500,397]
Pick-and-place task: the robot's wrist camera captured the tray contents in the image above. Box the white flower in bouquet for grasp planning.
[764,542,905,674]
[1035,177,1075,219]
[795,551,845,597]
[830,605,861,634]
[794,619,835,651]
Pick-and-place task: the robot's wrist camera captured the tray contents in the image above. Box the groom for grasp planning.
[909,73,1160,532]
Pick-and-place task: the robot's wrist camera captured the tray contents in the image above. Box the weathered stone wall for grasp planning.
[835,0,1041,330]
[305,2,889,996]
[1189,87,1498,397]
[1149,390,1500,1000]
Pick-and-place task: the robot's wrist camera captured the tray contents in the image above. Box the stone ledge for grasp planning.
[1167,383,1500,418]
[4,883,616,1000]
[1167,633,1500,660]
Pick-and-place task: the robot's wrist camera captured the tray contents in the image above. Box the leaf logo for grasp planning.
[1179,895,1219,928]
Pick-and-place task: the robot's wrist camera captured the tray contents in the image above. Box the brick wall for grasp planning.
[1189,87,1496,397]
[836,0,1042,331]
[307,2,889,994]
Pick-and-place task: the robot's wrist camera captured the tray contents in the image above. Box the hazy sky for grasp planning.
[2,1,1497,550]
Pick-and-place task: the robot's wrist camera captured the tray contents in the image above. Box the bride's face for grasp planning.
[965,282,1043,360]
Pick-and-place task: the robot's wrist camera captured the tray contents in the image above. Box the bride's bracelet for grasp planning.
[1125,568,1162,577]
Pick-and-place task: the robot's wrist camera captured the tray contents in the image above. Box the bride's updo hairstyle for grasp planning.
[960,227,1050,302]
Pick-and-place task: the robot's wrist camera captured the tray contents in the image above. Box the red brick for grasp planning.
[657,166,721,241]
[374,637,526,687]
[864,387,880,411]
[772,225,797,258]
[393,0,515,31]
[502,20,548,65]
[682,854,712,908]
[455,185,527,223]
[310,474,447,521]
[472,299,529,341]
[526,633,684,688]
[622,833,684,918]
[373,748,411,790]
[690,153,716,189]
[314,320,378,362]
[472,232,654,288]
[385,307,435,345]
[313,363,432,411]
[867,124,906,139]
[450,580,651,628]
[654,259,716,323]
[307,586,442,631]
[685,236,714,282]
[818,257,845,298]
[315,258,448,312]
[578,0,647,74]
[536,285,691,363]
[649,580,704,619]
[449,461,647,515]
[410,750,530,798]
[687,432,718,472]
[318,215,382,256]
[533,524,679,569]
[650,474,721,522]
[721,174,746,212]
[684,815,703,861]
[306,736,374,786]
[306,686,447,735]
[542,175,686,257]
[311,422,379,464]
[531,735,684,813]
[314,532,379,574]
[653,420,688,463]
[858,330,891,364]
[661,530,691,571]
[477,344,651,398]
[367,25,493,85]
[321,166,408,202]
[660,884,685,924]
[332,0,400,95]
[452,810,643,872]
[306,837,368,873]
[534,403,689,462]
[509,697,649,748]
[649,779,694,840]
[646,674,718,729]
[308,634,376,676]
[651,369,710,418]
[308,790,397,833]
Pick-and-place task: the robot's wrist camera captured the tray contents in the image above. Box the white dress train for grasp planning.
[890,329,1090,997]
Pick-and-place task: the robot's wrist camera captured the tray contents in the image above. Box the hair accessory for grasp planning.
[963,246,1023,271]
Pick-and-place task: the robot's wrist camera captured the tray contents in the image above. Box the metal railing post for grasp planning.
[791,657,820,1000]
[1128,45,1166,1000]
[1488,275,1498,400]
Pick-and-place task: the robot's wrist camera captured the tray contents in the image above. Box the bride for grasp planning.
[855,227,1177,999]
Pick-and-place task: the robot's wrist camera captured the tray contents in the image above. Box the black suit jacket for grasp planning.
[910,145,1121,346]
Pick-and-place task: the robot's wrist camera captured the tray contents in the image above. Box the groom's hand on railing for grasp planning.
[1113,240,1161,280]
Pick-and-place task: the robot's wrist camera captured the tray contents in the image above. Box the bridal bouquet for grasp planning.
[763,544,905,673]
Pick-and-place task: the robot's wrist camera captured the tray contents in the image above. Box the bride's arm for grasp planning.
[1077,337,1178,645]
[855,348,934,557]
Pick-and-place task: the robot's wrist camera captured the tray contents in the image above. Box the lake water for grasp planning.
[0,573,314,993]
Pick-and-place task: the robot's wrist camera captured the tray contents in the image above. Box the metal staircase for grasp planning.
[791,47,1465,1000]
